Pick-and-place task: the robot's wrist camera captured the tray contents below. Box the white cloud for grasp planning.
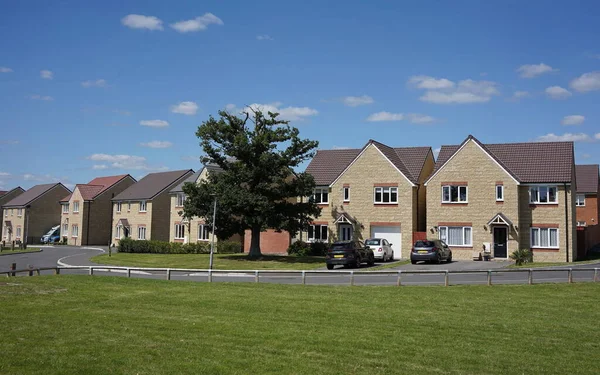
[81,79,107,88]
[140,119,169,128]
[170,101,198,115]
[596,133,600,140]
[92,164,108,170]
[569,71,600,93]
[408,75,455,90]
[433,147,441,159]
[545,86,572,100]
[407,113,435,124]
[121,14,164,30]
[29,94,53,101]
[22,173,64,183]
[86,154,168,171]
[535,133,592,143]
[366,111,435,124]
[561,115,585,126]
[170,13,223,33]
[341,95,374,107]
[510,91,530,101]
[140,141,173,149]
[0,172,10,177]
[410,76,500,104]
[235,102,318,121]
[516,63,557,78]
[257,35,274,41]
[40,70,53,79]
[0,67,13,73]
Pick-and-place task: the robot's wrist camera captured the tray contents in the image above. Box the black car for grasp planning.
[326,241,375,270]
[410,240,452,264]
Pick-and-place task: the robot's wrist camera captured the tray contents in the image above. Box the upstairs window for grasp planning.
[577,221,587,227]
[73,201,80,213]
[343,187,350,202]
[17,208,23,216]
[576,194,585,207]
[62,204,69,214]
[139,200,147,212]
[116,202,122,212]
[312,188,329,204]
[442,185,468,203]
[177,193,186,207]
[496,185,504,201]
[529,186,557,204]
[374,187,398,204]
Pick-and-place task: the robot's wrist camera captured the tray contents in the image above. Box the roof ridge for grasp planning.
[370,139,416,182]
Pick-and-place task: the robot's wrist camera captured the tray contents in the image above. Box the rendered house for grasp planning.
[111,170,194,243]
[425,135,577,262]
[59,174,136,246]
[2,183,71,244]
[303,139,435,259]
[575,164,599,227]
[0,187,25,208]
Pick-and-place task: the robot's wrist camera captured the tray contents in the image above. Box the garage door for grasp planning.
[370,226,402,260]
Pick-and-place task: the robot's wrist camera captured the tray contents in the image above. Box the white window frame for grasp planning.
[529,186,558,204]
[308,224,328,242]
[73,201,80,213]
[530,227,559,249]
[62,223,69,237]
[577,221,587,227]
[442,185,468,203]
[439,226,472,247]
[496,185,504,202]
[139,200,147,212]
[127,202,131,211]
[116,202,122,213]
[174,224,185,240]
[138,226,146,240]
[312,188,329,204]
[17,208,22,217]
[575,194,585,207]
[16,226,22,238]
[198,224,210,241]
[62,204,69,214]
[343,187,350,202]
[115,225,122,239]
[71,224,79,237]
[177,193,186,207]
[374,186,398,204]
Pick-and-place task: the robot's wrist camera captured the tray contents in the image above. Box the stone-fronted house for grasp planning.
[2,183,71,244]
[575,164,599,228]
[303,139,435,260]
[425,135,577,262]
[111,170,194,244]
[59,174,136,246]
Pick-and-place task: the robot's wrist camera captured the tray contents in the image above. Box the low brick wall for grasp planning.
[244,229,291,254]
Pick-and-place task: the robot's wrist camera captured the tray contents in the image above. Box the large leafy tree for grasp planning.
[182,109,321,258]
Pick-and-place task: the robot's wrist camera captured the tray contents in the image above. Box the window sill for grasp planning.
[343,201,350,205]
[374,203,398,207]
[441,203,468,206]
[317,203,329,207]
[530,247,559,252]
[447,245,473,249]
[173,238,185,243]
[139,211,147,214]
[198,239,210,242]
[529,203,558,207]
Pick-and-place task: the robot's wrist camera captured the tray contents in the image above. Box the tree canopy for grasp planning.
[182,109,321,257]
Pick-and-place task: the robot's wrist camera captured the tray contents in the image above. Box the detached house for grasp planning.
[2,183,71,244]
[59,174,136,246]
[111,170,194,243]
[575,164,599,228]
[425,135,577,262]
[304,140,435,259]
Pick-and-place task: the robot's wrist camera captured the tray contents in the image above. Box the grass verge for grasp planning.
[0,248,41,255]
[91,252,326,270]
[369,259,411,270]
[1,276,599,374]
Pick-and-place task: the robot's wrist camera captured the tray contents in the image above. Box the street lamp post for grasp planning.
[209,195,217,270]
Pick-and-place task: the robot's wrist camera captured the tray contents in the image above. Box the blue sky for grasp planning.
[1,0,599,190]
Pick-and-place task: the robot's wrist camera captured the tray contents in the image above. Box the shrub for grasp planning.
[287,241,328,256]
[510,249,533,266]
[217,241,242,254]
[309,241,329,256]
[117,237,238,254]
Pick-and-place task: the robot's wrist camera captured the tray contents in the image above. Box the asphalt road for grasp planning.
[2,245,599,286]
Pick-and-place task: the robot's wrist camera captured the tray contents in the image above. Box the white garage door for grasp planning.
[370,226,402,260]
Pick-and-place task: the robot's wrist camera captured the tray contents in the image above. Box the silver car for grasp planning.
[365,238,394,262]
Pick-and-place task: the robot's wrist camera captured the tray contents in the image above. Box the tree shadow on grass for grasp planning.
[218,254,325,264]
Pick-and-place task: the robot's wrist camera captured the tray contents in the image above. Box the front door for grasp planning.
[340,225,352,241]
[493,227,507,258]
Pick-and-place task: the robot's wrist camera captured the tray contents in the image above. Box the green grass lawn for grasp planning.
[91,252,326,270]
[1,276,599,374]
[0,247,41,255]
[509,252,600,268]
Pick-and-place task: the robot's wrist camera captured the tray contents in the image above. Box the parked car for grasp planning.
[326,241,375,270]
[365,238,394,262]
[410,239,452,264]
[40,225,61,244]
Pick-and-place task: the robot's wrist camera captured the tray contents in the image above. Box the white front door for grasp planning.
[340,224,353,241]
[370,225,402,259]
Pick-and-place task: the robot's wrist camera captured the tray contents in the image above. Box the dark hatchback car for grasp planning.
[410,240,452,264]
[326,241,375,270]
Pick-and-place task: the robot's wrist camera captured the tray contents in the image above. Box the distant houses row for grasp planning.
[1,135,599,262]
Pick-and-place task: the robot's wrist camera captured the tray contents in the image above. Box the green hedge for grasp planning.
[287,241,329,256]
[117,237,242,254]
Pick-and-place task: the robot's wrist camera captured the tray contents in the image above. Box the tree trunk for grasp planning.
[248,226,262,258]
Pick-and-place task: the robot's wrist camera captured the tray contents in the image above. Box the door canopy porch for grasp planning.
[487,212,513,227]
[334,212,355,225]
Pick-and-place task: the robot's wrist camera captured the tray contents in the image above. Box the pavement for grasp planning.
[1,245,599,286]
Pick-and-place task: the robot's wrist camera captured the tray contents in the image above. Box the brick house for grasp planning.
[0,187,25,208]
[111,170,194,244]
[425,135,577,262]
[575,164,599,228]
[2,183,71,244]
[59,174,136,246]
[303,139,435,259]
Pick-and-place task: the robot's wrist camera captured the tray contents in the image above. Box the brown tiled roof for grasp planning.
[0,191,7,196]
[3,183,70,207]
[305,140,432,185]
[431,136,574,183]
[576,164,599,193]
[171,170,202,193]
[59,174,134,202]
[60,193,72,202]
[113,170,194,201]
[87,174,132,196]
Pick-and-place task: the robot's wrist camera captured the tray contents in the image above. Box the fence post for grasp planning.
[28,265,33,277]
[444,271,449,287]
[396,271,402,287]
[301,271,306,285]
[166,269,171,280]
[350,271,355,286]
[36,269,40,276]
[54,268,60,275]
[487,270,492,286]
[89,267,94,276]
[207,269,212,283]
[10,263,16,277]
[255,270,259,283]
[568,268,573,284]
[528,269,533,285]
[594,268,598,282]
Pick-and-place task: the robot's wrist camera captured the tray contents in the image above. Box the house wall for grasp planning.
[111,200,153,244]
[168,194,217,244]
[2,207,25,243]
[151,173,194,242]
[426,140,520,260]
[244,229,290,254]
[306,143,417,255]
[61,187,84,246]
[576,193,598,227]
[26,185,71,244]
[417,152,435,232]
